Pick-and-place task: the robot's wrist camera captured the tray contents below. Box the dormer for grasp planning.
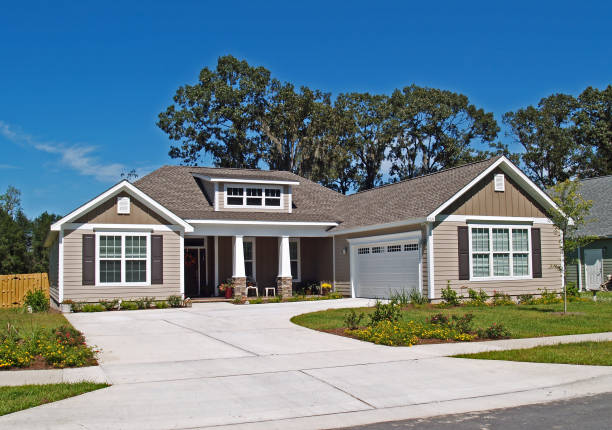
[192,173,299,213]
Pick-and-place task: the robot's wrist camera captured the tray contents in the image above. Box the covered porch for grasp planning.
[183,235,333,298]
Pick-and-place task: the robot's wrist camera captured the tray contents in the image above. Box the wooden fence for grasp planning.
[0,273,49,308]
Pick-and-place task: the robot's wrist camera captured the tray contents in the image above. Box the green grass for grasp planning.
[0,382,109,416]
[0,308,70,332]
[454,341,612,366]
[291,293,612,339]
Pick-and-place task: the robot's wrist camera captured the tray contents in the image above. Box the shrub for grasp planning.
[54,325,86,347]
[517,294,535,305]
[23,289,49,312]
[566,282,579,297]
[390,290,410,306]
[465,288,488,306]
[154,301,168,309]
[70,302,85,313]
[478,323,511,339]
[268,296,282,303]
[409,289,427,305]
[167,295,183,308]
[428,313,474,334]
[99,299,118,311]
[120,301,138,310]
[491,291,514,306]
[81,304,105,312]
[343,309,365,330]
[249,297,263,304]
[536,289,561,304]
[441,282,461,306]
[349,320,475,346]
[428,313,449,326]
[327,292,343,300]
[133,298,147,310]
[368,301,402,326]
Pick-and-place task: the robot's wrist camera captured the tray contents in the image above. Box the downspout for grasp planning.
[427,222,435,301]
[577,246,583,291]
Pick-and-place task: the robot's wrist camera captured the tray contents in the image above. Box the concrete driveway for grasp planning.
[2,299,612,429]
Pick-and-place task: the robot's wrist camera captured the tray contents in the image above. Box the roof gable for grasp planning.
[576,175,612,237]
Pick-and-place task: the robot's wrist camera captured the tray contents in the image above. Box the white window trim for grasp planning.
[243,237,256,280]
[290,238,301,282]
[95,232,151,287]
[468,224,532,281]
[224,183,284,209]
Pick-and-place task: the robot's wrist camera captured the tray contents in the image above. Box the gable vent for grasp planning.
[117,197,131,214]
[494,174,505,192]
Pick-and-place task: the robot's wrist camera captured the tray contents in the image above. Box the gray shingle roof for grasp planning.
[575,175,612,237]
[134,158,501,229]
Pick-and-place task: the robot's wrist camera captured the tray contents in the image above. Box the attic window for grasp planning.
[225,184,283,209]
[494,174,505,192]
[117,197,130,214]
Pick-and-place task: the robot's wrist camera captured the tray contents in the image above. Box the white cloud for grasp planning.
[0,120,127,182]
[0,164,18,169]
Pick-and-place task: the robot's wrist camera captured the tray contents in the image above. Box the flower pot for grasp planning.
[225,287,233,299]
[60,303,72,313]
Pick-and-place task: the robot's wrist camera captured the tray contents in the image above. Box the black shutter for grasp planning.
[82,234,95,285]
[458,226,470,280]
[531,228,542,278]
[151,235,163,284]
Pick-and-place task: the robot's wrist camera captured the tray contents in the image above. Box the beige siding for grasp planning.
[333,224,426,297]
[217,182,291,213]
[62,229,181,302]
[48,236,59,303]
[75,191,170,225]
[432,221,562,298]
[444,169,547,218]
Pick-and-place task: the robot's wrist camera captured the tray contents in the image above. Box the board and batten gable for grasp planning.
[333,224,428,297]
[61,191,183,302]
[432,170,562,298]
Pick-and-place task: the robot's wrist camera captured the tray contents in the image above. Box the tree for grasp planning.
[120,169,139,182]
[158,55,270,168]
[335,93,394,191]
[30,212,61,273]
[0,185,22,219]
[548,179,596,312]
[573,85,612,178]
[388,85,499,181]
[0,186,29,274]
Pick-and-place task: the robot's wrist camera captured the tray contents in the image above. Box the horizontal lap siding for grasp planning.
[48,237,59,303]
[63,229,181,302]
[433,221,562,297]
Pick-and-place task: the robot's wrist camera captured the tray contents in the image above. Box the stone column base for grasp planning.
[232,277,247,298]
[277,277,293,297]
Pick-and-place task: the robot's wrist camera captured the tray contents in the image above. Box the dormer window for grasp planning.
[225,184,283,209]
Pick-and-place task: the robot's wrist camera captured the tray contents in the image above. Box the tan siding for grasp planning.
[75,191,170,225]
[334,224,426,296]
[432,221,562,298]
[217,182,291,213]
[62,229,181,302]
[445,169,547,218]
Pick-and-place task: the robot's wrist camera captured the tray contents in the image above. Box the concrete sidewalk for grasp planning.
[1,299,611,429]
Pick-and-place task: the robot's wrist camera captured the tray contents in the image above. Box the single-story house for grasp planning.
[565,175,612,291]
[45,155,565,306]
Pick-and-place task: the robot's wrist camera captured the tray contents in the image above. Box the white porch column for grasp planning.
[232,235,245,277]
[278,236,292,278]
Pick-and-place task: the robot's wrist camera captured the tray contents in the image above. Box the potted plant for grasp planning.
[321,282,332,296]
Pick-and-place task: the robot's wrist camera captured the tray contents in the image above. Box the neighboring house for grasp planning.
[45,156,564,306]
[565,175,612,291]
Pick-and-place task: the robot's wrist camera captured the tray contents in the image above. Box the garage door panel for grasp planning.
[354,240,420,299]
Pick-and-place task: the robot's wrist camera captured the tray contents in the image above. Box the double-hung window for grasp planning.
[243,238,255,279]
[225,185,283,208]
[289,238,300,281]
[470,226,531,279]
[97,233,150,285]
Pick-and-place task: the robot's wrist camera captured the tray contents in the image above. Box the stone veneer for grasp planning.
[276,277,293,297]
[232,277,247,297]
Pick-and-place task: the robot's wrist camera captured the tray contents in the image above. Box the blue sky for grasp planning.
[1,1,610,217]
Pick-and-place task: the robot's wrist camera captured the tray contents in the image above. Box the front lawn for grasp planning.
[0,382,109,416]
[291,294,612,345]
[455,341,612,366]
[0,309,98,370]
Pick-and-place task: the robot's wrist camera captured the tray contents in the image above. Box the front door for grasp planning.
[185,249,200,297]
[584,248,603,291]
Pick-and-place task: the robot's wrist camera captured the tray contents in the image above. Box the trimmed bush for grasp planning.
[99,299,118,311]
[81,304,105,312]
[154,301,169,309]
[167,295,183,308]
[120,301,138,310]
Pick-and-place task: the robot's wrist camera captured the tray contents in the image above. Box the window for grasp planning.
[225,184,283,208]
[97,233,150,285]
[358,247,370,255]
[290,239,300,281]
[404,243,419,251]
[243,239,255,279]
[372,246,384,254]
[470,226,530,279]
[387,245,401,252]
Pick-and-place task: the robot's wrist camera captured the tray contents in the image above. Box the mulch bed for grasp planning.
[1,357,98,372]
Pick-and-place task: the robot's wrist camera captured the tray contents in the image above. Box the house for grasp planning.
[45,156,565,307]
[565,175,612,291]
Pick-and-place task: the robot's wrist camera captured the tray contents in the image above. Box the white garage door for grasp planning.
[354,240,420,299]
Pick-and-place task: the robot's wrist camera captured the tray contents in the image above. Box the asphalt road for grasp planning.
[340,393,612,430]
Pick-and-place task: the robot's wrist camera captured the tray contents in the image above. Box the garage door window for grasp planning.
[372,246,384,254]
[358,247,370,255]
[387,245,401,252]
[404,244,418,251]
